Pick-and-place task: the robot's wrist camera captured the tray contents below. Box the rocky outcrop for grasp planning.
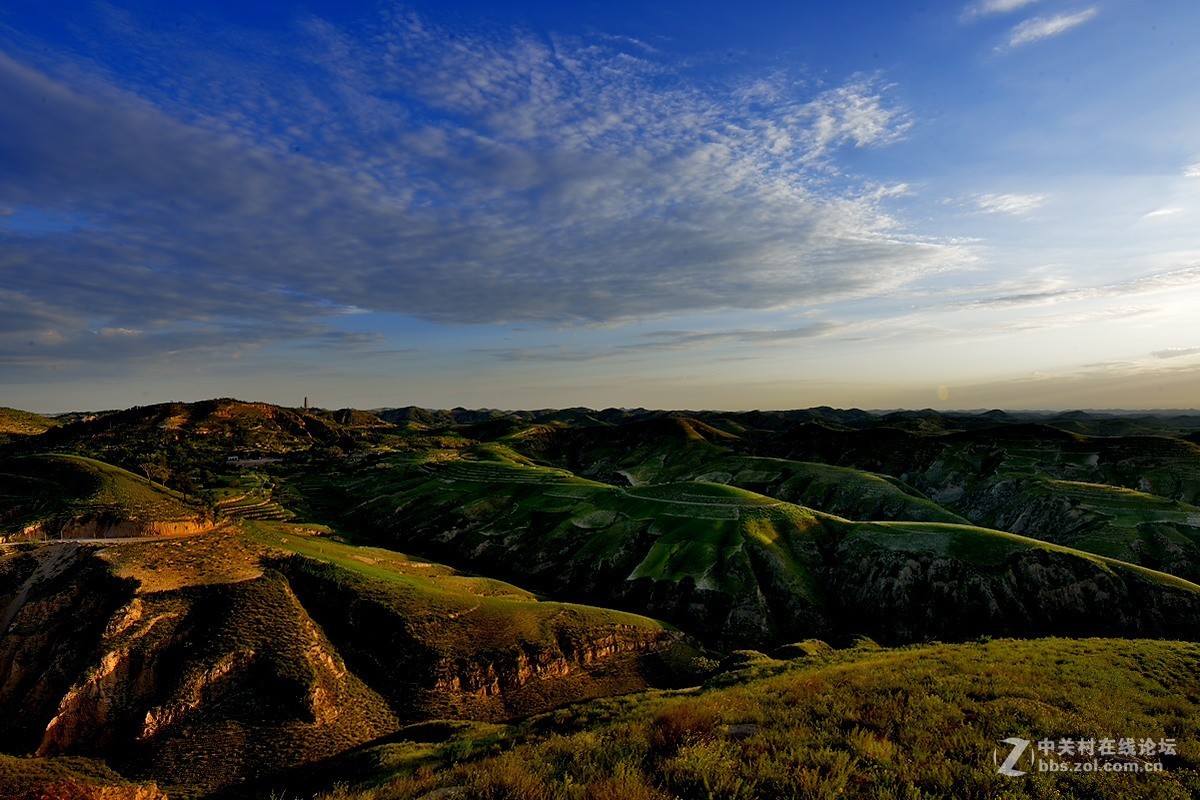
[0,548,136,752]
[135,649,254,741]
[277,556,682,721]
[58,516,214,541]
[8,780,167,800]
[431,625,669,697]
[3,516,215,545]
[0,555,396,795]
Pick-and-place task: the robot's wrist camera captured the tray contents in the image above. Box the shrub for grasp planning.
[461,753,554,800]
[583,763,672,800]
[648,702,720,757]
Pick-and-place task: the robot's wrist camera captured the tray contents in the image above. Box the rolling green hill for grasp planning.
[518,417,967,524]
[7,400,1200,798]
[305,454,1200,648]
[0,407,56,437]
[748,421,1200,581]
[0,454,210,540]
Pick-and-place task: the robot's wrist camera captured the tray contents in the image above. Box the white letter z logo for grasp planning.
[996,737,1031,777]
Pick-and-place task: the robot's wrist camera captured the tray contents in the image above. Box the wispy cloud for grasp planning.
[964,0,1041,20]
[975,192,1047,215]
[1007,9,1099,48]
[961,265,1200,310]
[639,323,840,348]
[991,305,1156,333]
[1185,164,1200,178]
[1142,207,1182,219]
[0,11,962,374]
[476,322,840,363]
[1152,346,1200,360]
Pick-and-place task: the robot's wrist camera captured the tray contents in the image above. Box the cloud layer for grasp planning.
[0,10,966,374]
[1007,9,1099,47]
[975,192,1047,215]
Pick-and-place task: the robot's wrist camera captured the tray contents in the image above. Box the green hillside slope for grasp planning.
[522,417,965,524]
[0,407,56,436]
[0,454,210,540]
[314,455,1200,648]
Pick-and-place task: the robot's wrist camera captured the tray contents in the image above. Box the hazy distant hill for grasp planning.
[0,407,56,437]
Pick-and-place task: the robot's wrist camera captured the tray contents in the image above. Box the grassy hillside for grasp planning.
[305,637,1200,800]
[321,457,830,647]
[7,402,1200,798]
[520,419,966,524]
[25,400,384,495]
[759,423,1200,506]
[0,454,208,538]
[0,407,56,436]
[298,454,1200,648]
[750,422,1200,581]
[948,477,1200,580]
[0,754,165,799]
[248,521,689,720]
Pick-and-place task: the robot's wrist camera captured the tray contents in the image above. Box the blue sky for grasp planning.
[3,0,1200,412]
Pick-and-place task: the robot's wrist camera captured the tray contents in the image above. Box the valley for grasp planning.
[2,399,1200,798]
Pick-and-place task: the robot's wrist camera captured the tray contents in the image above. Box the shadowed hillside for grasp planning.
[0,455,213,542]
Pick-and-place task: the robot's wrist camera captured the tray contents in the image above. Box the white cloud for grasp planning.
[1007,9,1099,48]
[800,81,911,160]
[961,265,1200,310]
[1185,164,1200,178]
[1143,207,1182,219]
[1152,346,1200,359]
[965,0,1040,19]
[975,192,1047,215]
[0,14,963,372]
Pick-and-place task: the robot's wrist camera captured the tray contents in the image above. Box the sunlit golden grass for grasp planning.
[313,637,1200,800]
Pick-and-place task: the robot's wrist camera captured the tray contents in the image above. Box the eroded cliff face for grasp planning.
[59,516,215,541]
[0,546,136,753]
[277,556,684,721]
[5,515,216,544]
[0,544,397,794]
[428,622,674,718]
[0,542,682,794]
